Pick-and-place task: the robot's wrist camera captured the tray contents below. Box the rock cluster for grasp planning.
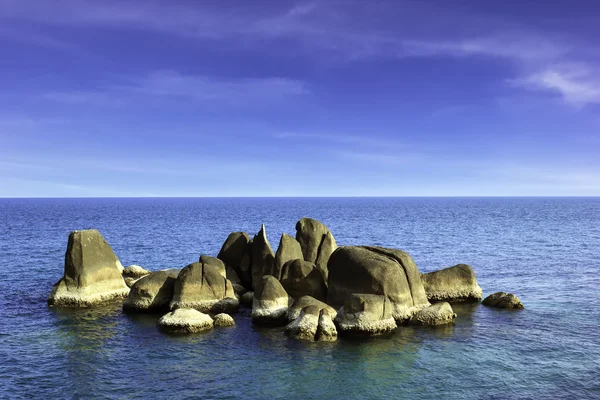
[48,219,519,341]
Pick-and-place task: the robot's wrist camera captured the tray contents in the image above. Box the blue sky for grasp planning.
[1,0,599,197]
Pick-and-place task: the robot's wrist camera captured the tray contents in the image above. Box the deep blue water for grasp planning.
[1,197,599,399]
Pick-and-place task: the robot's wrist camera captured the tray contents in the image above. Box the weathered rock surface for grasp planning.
[280,259,327,301]
[123,269,179,313]
[252,275,291,325]
[217,232,252,288]
[316,310,338,341]
[327,246,429,321]
[123,265,151,279]
[48,229,129,307]
[295,218,337,282]
[199,255,226,278]
[287,295,337,321]
[240,291,254,306]
[285,305,320,340]
[158,308,213,333]
[251,224,275,290]
[482,292,524,309]
[272,234,303,280]
[421,264,482,303]
[213,313,235,327]
[335,293,397,336]
[170,261,238,314]
[124,277,140,288]
[410,302,457,326]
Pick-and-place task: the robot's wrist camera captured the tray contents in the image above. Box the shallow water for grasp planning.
[0,197,599,399]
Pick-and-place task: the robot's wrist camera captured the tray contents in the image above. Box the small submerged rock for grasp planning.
[483,292,524,309]
[421,264,482,303]
[213,313,235,327]
[335,293,397,336]
[158,308,214,333]
[410,302,456,326]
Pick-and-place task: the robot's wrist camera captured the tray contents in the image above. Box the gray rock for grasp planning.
[316,309,338,341]
[170,261,238,314]
[482,292,524,309]
[240,291,254,305]
[251,224,275,290]
[287,295,337,322]
[48,229,129,307]
[252,275,291,325]
[421,264,482,303]
[158,308,213,333]
[124,276,140,288]
[295,218,337,282]
[285,305,320,340]
[272,234,303,280]
[123,265,151,279]
[123,269,180,313]
[280,259,327,302]
[213,313,235,327]
[199,255,226,278]
[327,246,430,321]
[217,232,252,288]
[335,293,397,336]
[410,302,457,326]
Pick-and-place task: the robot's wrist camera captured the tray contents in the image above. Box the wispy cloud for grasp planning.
[273,132,405,149]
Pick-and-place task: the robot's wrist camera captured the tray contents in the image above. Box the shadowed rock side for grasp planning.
[410,302,457,326]
[295,218,337,283]
[217,232,251,288]
[327,246,430,321]
[483,292,524,309]
[421,264,483,303]
[240,291,254,306]
[123,269,180,313]
[272,234,303,280]
[251,224,275,290]
[335,293,397,336]
[285,305,337,341]
[280,259,327,301]
[287,296,337,321]
[48,229,129,307]
[170,261,238,314]
[158,308,214,333]
[252,275,291,326]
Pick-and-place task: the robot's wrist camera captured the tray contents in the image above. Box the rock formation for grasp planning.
[287,295,337,321]
[335,293,397,336]
[213,313,235,327]
[198,255,226,278]
[158,308,214,333]
[286,305,338,341]
[410,302,456,326]
[295,218,337,282]
[251,224,275,290]
[251,275,291,325]
[327,246,430,321]
[123,265,151,279]
[123,269,179,313]
[48,229,129,307]
[217,232,252,288]
[482,292,524,309]
[421,264,482,302]
[272,234,303,280]
[280,259,327,301]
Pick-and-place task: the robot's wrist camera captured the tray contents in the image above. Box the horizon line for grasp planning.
[1,195,599,199]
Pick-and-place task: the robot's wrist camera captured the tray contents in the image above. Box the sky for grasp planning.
[1,0,599,197]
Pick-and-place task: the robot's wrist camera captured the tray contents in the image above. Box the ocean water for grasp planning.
[0,197,599,399]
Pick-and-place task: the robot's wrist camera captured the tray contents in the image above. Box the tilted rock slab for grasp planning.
[158,308,214,333]
[328,246,430,322]
[295,218,337,283]
[48,229,129,307]
[421,264,482,303]
[123,269,180,313]
[335,293,397,336]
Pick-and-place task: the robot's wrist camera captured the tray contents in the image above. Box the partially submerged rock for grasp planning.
[252,275,291,325]
[410,302,457,326]
[48,229,129,307]
[272,234,303,280]
[285,305,320,340]
[421,264,482,303]
[158,308,214,333]
[335,293,397,336]
[316,310,338,341]
[217,232,252,288]
[170,261,238,314]
[287,296,337,322]
[280,259,327,302]
[213,313,235,327]
[123,269,179,313]
[328,246,429,322]
[295,218,337,282]
[483,292,524,309]
[123,265,151,279]
[251,224,275,290]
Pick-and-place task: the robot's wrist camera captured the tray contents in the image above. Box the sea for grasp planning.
[0,197,599,399]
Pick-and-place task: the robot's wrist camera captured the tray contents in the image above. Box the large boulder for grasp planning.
[287,295,337,321]
[251,224,275,290]
[410,302,457,326]
[295,218,337,282]
[251,275,291,325]
[217,232,251,286]
[199,255,226,278]
[483,292,524,309]
[327,246,430,321]
[272,234,303,280]
[123,269,179,313]
[170,261,238,314]
[335,293,397,336]
[48,229,129,307]
[158,308,214,333]
[280,259,327,302]
[421,264,482,303]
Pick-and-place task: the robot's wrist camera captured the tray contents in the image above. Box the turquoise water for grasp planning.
[1,198,599,399]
